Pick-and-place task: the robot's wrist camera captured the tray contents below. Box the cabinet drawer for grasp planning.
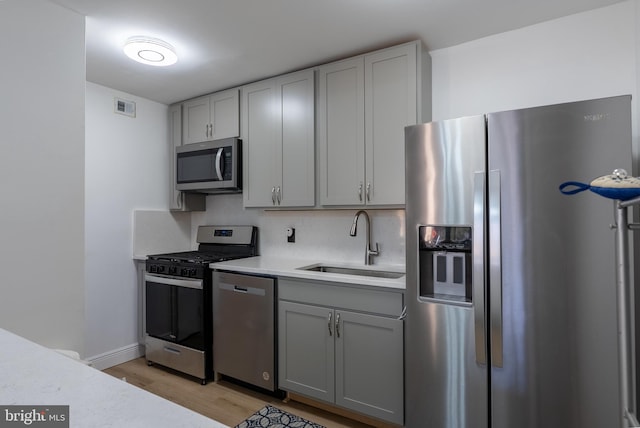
[278,277,403,317]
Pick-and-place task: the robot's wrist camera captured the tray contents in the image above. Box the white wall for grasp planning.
[85,82,169,362]
[0,1,85,352]
[431,1,637,121]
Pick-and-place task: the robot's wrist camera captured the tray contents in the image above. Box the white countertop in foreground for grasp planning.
[0,328,227,428]
[210,256,406,290]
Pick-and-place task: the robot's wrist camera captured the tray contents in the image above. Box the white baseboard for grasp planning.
[88,343,144,371]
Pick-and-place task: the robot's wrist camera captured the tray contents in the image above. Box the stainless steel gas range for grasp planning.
[144,225,257,384]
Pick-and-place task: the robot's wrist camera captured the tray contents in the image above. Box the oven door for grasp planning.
[144,274,204,351]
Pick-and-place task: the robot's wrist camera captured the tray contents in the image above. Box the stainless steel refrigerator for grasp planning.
[404,95,633,428]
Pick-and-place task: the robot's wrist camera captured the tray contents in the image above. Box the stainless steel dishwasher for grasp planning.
[212,270,276,391]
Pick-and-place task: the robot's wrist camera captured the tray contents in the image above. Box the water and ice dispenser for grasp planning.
[418,225,472,303]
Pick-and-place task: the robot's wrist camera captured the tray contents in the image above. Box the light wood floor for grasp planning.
[103,358,390,428]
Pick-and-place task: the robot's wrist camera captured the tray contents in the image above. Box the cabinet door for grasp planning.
[277,69,315,207]
[169,104,183,210]
[335,310,404,425]
[168,104,205,212]
[318,57,365,206]
[364,43,417,206]
[210,88,240,140]
[137,261,146,344]
[182,95,211,145]
[242,79,281,207]
[278,301,335,402]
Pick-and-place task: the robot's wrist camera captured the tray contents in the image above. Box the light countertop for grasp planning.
[0,328,227,428]
[210,256,406,290]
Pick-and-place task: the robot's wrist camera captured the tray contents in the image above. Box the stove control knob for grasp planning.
[150,265,157,273]
[190,269,197,277]
[168,266,177,275]
[181,268,188,276]
[158,265,165,273]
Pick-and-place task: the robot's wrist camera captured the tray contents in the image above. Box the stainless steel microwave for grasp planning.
[176,138,242,193]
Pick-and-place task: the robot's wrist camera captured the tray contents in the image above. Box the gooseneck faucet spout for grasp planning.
[350,210,380,265]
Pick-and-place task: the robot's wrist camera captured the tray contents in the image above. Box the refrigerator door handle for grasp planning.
[489,169,503,368]
[473,172,487,365]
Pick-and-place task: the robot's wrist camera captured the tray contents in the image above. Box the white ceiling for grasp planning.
[50,0,625,105]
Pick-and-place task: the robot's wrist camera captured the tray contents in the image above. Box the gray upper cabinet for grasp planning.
[168,104,205,211]
[171,40,429,211]
[182,88,240,145]
[364,45,417,206]
[318,57,365,206]
[319,40,428,207]
[278,278,404,425]
[242,69,315,208]
[242,78,278,207]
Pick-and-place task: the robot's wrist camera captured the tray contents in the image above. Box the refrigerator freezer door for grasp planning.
[487,95,631,428]
[405,116,487,428]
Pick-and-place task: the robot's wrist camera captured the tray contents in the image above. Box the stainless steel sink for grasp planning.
[297,264,404,279]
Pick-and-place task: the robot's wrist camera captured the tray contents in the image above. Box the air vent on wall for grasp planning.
[114,97,136,118]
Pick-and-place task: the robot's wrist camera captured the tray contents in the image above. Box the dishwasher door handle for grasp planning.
[219,282,266,297]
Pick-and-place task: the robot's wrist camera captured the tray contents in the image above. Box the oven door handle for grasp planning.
[145,274,203,290]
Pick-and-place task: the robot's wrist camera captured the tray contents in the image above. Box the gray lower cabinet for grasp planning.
[278,278,404,425]
[279,301,336,401]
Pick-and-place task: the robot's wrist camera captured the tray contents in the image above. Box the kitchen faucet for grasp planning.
[349,210,380,265]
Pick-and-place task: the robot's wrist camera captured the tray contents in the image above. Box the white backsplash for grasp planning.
[133,210,193,257]
[190,194,406,266]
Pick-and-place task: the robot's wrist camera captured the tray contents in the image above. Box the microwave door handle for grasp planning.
[214,148,224,181]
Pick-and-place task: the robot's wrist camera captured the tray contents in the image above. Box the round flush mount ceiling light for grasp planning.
[123,36,177,67]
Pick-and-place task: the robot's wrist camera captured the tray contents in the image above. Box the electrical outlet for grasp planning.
[286,227,295,243]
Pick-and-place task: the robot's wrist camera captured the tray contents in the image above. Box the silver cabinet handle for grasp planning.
[366,182,371,201]
[358,182,363,201]
[214,148,224,181]
[328,312,332,336]
[489,169,503,368]
[210,123,214,138]
[271,187,276,205]
[335,312,341,338]
[205,124,209,138]
[473,172,487,365]
[276,186,281,205]
[176,192,182,208]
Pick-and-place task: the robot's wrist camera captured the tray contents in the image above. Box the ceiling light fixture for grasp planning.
[123,36,177,67]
